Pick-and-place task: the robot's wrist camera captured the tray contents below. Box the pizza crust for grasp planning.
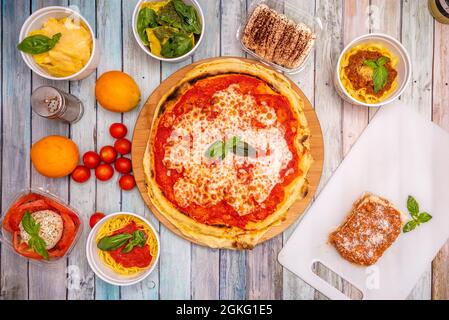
[144,58,313,249]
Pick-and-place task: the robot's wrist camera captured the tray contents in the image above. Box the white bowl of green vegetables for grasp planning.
[132,0,204,62]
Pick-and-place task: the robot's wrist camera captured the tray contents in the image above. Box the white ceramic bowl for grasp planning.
[334,33,411,107]
[86,212,160,287]
[19,6,99,81]
[132,0,205,63]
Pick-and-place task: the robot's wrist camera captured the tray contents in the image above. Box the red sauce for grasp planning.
[153,74,302,229]
[108,222,152,268]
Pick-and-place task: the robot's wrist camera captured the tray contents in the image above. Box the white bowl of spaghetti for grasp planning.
[86,212,159,286]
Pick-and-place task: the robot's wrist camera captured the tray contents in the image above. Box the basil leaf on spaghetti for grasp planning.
[122,230,147,254]
[373,66,388,93]
[97,233,133,251]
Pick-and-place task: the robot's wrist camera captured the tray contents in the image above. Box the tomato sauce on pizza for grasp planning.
[152,74,302,229]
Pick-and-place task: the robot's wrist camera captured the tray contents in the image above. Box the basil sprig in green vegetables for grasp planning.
[160,32,193,58]
[18,33,62,55]
[172,0,201,35]
[97,230,146,253]
[21,211,49,260]
[137,8,158,45]
[403,195,432,233]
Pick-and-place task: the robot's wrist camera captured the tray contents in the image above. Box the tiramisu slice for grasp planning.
[242,4,316,70]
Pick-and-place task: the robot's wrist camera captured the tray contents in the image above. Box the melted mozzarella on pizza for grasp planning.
[163,84,293,216]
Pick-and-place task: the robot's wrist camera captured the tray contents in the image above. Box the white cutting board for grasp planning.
[278,101,449,300]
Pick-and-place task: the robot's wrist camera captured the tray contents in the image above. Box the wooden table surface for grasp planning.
[0,0,448,300]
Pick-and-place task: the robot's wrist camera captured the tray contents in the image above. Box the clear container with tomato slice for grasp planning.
[0,189,83,263]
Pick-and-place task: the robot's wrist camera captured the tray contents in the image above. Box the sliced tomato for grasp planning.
[7,199,49,232]
[2,193,44,232]
[12,231,43,260]
[44,197,80,227]
[56,211,77,254]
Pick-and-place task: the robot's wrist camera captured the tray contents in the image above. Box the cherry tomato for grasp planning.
[82,151,101,169]
[71,165,91,183]
[89,212,106,228]
[114,138,132,155]
[99,146,117,164]
[95,164,114,181]
[119,174,136,191]
[114,157,132,174]
[109,123,128,139]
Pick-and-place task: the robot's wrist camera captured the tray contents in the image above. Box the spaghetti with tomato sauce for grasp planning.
[107,222,152,268]
[153,74,302,229]
[96,215,158,275]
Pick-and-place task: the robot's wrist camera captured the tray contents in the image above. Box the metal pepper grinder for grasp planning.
[31,86,84,123]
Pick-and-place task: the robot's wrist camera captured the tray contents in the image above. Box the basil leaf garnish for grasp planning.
[137,8,158,45]
[376,56,389,66]
[122,230,147,254]
[29,237,49,260]
[21,211,49,260]
[22,211,40,235]
[232,141,257,158]
[373,66,388,94]
[418,212,432,223]
[206,140,227,160]
[403,220,417,233]
[407,195,420,218]
[363,56,390,93]
[206,136,257,161]
[97,233,133,251]
[160,31,194,58]
[363,60,378,69]
[172,0,202,34]
[18,33,62,55]
[403,195,432,233]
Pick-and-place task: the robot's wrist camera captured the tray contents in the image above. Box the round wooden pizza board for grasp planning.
[132,57,324,249]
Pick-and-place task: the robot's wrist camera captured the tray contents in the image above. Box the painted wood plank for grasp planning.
[341,0,369,155]
[94,0,122,300]
[219,0,247,300]
[431,21,449,300]
[188,0,221,300]
[401,0,434,300]
[159,59,192,300]
[0,0,31,300]
[27,0,70,301]
[339,0,370,300]
[67,0,97,301]
[246,0,285,300]
[120,0,161,300]
[312,0,344,300]
[0,3,2,297]
[282,0,316,301]
[368,0,401,120]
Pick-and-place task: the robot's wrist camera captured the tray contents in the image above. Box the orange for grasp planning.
[31,136,79,178]
[95,71,141,113]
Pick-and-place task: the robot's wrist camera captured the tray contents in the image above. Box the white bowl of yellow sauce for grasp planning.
[19,6,99,81]
[335,33,411,107]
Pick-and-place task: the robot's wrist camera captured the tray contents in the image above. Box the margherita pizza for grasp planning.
[144,58,313,249]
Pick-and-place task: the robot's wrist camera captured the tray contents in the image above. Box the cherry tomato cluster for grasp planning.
[71,123,136,191]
